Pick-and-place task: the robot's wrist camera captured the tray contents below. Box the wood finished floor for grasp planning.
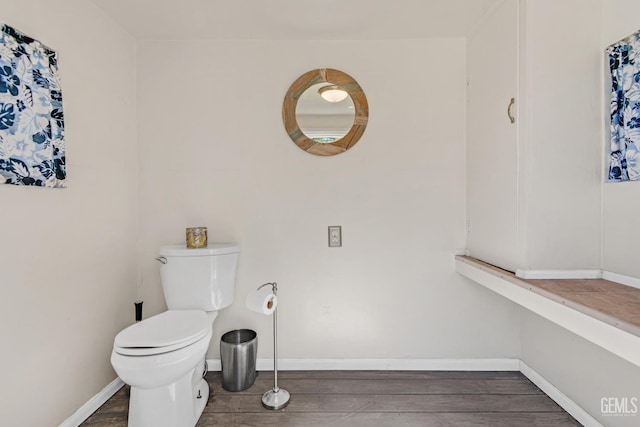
[82,370,582,426]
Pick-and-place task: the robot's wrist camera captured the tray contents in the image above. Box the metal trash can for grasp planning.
[220,329,258,392]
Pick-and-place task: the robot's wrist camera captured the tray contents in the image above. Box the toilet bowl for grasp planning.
[111,310,214,427]
[111,243,239,426]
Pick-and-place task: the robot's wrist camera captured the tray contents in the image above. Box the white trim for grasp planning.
[456,258,640,368]
[58,377,125,427]
[207,358,520,372]
[207,359,222,371]
[453,248,470,256]
[515,269,602,279]
[520,361,604,427]
[602,270,640,290]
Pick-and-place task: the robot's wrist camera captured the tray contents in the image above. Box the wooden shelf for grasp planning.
[455,256,640,368]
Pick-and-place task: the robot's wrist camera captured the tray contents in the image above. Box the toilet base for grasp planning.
[193,378,209,421]
[127,367,209,427]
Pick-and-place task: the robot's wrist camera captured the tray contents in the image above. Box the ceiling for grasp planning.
[89,0,501,40]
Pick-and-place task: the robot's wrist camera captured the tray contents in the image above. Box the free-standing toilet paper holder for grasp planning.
[256,282,290,410]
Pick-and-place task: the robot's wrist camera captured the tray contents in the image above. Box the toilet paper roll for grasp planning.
[245,287,278,315]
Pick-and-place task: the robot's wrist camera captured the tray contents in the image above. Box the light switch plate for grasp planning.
[328,226,342,247]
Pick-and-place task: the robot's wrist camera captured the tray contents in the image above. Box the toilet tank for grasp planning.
[158,243,239,311]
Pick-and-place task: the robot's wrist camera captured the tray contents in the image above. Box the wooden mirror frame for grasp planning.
[283,68,369,156]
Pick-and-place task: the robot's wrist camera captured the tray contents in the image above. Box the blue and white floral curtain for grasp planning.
[0,23,65,187]
[608,30,640,182]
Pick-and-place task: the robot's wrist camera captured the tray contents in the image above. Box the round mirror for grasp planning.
[296,83,355,143]
[283,69,368,156]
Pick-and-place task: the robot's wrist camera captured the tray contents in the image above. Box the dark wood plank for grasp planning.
[197,411,580,427]
[81,371,579,427]
[207,393,564,413]
[209,377,543,396]
[231,370,525,381]
[87,386,129,414]
[82,413,128,426]
[94,397,129,414]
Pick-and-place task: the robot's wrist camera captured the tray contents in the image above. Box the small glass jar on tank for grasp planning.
[186,227,207,248]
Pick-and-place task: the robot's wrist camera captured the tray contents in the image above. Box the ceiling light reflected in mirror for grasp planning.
[318,85,349,103]
[296,83,355,144]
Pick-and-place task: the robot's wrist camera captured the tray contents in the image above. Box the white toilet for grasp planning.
[111,243,239,427]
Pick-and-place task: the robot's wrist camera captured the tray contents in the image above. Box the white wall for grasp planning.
[523,0,602,270]
[602,0,640,278]
[136,38,521,361]
[521,310,640,427]
[297,114,355,136]
[466,0,602,273]
[519,3,640,427]
[0,1,137,425]
[5,1,634,423]
[466,0,520,272]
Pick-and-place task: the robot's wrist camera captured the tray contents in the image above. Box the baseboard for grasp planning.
[206,358,521,372]
[58,377,124,427]
[515,269,602,279]
[519,361,603,427]
[602,270,640,290]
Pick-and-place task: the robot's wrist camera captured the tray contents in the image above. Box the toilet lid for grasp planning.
[114,310,210,356]
[160,243,240,257]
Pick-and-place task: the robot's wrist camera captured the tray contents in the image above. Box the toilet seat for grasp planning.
[114,310,210,356]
